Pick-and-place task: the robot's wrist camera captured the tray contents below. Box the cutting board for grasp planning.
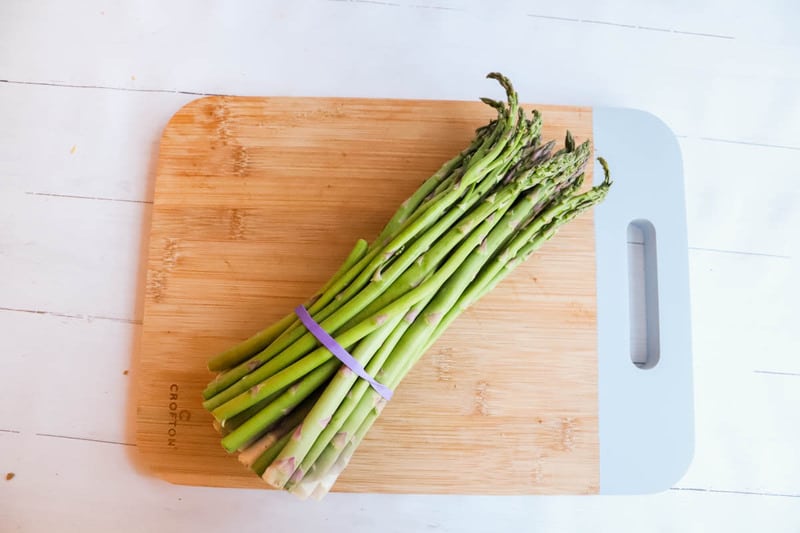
[135,96,693,495]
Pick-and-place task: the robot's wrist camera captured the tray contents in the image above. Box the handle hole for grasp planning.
[627,219,660,369]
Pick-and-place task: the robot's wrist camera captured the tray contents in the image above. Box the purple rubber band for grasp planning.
[294,305,393,401]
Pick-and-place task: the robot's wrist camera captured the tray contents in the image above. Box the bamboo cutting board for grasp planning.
[136,96,600,494]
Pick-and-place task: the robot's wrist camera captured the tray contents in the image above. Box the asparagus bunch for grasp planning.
[202,73,612,498]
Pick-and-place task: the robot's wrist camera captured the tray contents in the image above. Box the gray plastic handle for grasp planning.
[593,108,695,494]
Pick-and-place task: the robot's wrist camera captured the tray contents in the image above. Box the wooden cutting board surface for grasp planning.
[135,96,598,494]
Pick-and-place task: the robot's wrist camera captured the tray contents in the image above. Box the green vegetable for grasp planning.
[202,72,612,497]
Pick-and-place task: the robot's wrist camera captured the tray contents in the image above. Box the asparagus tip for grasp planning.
[597,157,613,186]
[565,130,575,152]
[485,72,517,107]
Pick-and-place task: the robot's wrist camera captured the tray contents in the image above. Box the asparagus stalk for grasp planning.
[252,431,293,477]
[237,389,319,465]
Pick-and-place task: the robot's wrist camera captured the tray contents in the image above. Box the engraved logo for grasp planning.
[167,383,191,448]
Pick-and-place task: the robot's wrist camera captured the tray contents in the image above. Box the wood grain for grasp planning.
[135,96,598,494]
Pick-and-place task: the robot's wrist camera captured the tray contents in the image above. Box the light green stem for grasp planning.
[220,359,339,453]
[252,431,293,476]
[238,390,318,464]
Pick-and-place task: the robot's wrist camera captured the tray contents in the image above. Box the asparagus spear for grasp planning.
[237,390,320,465]
[252,431,293,477]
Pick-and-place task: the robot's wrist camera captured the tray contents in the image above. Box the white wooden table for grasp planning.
[2,1,799,530]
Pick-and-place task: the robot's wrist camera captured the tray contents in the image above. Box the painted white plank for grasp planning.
[681,137,800,258]
[0,191,144,321]
[0,83,193,201]
[681,356,800,494]
[1,1,798,146]
[1,433,799,533]
[513,0,800,46]
[688,251,799,373]
[0,310,135,443]
[678,250,800,494]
